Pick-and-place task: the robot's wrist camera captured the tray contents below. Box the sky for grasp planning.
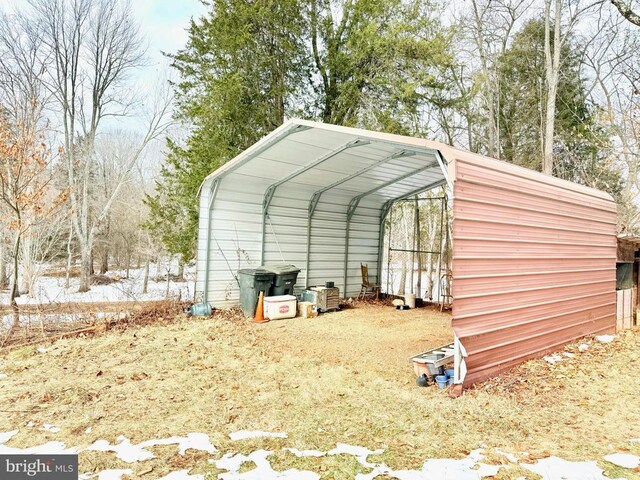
[5,0,208,65]
[129,0,208,68]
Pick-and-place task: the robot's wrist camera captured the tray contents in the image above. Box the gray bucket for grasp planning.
[423,353,445,376]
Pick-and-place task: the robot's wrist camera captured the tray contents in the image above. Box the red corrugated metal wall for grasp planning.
[450,153,617,385]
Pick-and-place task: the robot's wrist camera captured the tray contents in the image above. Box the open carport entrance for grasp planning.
[381,193,452,308]
[196,119,618,387]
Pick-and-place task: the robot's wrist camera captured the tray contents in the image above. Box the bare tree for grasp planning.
[582,10,640,232]
[468,0,532,157]
[26,0,172,292]
[610,0,640,26]
[0,10,61,304]
[542,0,595,175]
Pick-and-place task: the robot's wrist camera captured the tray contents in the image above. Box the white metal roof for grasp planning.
[201,119,451,201]
[197,119,453,307]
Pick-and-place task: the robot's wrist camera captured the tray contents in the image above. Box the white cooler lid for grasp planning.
[264,295,297,302]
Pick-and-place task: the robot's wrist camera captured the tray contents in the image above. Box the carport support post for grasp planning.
[305,213,312,287]
[203,178,221,304]
[260,209,267,265]
[377,201,393,294]
[343,200,358,298]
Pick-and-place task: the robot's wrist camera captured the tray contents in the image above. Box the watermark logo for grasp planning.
[0,455,77,479]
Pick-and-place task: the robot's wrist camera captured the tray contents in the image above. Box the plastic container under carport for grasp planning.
[261,264,301,296]
[238,268,275,318]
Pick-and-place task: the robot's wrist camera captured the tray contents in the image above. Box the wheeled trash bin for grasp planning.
[238,268,275,318]
[261,264,301,296]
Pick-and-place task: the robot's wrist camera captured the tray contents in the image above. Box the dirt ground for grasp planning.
[255,303,452,381]
[0,303,638,479]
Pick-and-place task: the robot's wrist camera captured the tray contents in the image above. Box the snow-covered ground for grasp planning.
[0,427,637,480]
[0,262,196,306]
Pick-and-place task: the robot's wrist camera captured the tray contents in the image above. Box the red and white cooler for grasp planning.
[263,295,297,320]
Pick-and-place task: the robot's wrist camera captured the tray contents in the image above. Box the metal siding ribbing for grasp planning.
[451,156,617,386]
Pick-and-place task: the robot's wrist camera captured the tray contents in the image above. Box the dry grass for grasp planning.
[0,300,186,349]
[0,304,638,479]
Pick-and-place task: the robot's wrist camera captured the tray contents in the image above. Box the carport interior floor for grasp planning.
[252,303,452,383]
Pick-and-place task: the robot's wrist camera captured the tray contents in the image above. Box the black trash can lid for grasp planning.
[238,268,273,276]
[261,264,300,275]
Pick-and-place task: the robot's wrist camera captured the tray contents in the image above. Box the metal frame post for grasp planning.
[202,178,221,304]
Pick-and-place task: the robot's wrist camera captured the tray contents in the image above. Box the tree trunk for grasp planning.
[78,246,92,292]
[99,248,108,274]
[65,224,73,289]
[142,257,150,294]
[9,234,21,304]
[164,262,171,298]
[155,256,161,281]
[125,251,131,279]
[20,235,32,295]
[0,239,7,290]
[543,0,561,175]
[177,262,184,282]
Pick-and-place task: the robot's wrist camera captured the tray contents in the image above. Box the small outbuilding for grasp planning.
[196,119,618,387]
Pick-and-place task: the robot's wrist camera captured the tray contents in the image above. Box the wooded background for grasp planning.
[0,0,639,304]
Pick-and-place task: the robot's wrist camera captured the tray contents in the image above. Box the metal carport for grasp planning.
[195,119,617,387]
[196,119,452,307]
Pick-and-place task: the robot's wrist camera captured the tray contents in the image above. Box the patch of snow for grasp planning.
[37,347,48,354]
[42,423,60,433]
[215,452,254,472]
[0,441,77,455]
[26,422,34,428]
[520,456,619,480]
[87,436,155,463]
[157,470,205,480]
[475,463,501,477]
[139,433,217,455]
[390,457,500,480]
[0,373,6,379]
[603,453,640,469]
[284,448,325,457]
[496,449,518,463]
[578,344,589,352]
[421,458,499,480]
[216,450,319,480]
[467,448,485,462]
[355,464,394,480]
[85,427,93,434]
[595,335,615,344]
[0,263,195,306]
[229,430,288,441]
[630,438,640,443]
[543,354,563,364]
[563,352,575,358]
[0,430,19,444]
[328,443,384,469]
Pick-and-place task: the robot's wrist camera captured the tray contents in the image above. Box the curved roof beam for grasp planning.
[307,149,417,217]
[201,123,311,190]
[346,159,441,220]
[263,138,370,213]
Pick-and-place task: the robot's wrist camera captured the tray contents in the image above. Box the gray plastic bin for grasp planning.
[238,269,275,318]
[261,264,300,295]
